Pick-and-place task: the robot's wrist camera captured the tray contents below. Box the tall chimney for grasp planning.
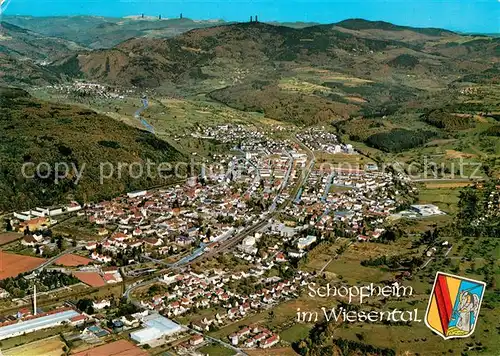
[250,16,253,23]
[33,284,37,315]
[201,164,206,180]
[255,15,258,22]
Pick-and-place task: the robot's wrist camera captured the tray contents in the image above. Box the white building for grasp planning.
[297,235,317,250]
[127,190,147,198]
[93,300,111,310]
[13,202,82,221]
[130,314,182,344]
[410,204,446,217]
[0,309,81,340]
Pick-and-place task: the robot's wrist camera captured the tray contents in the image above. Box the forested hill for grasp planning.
[0,87,185,211]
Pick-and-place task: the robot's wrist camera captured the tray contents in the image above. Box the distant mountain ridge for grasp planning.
[0,21,82,61]
[1,17,498,127]
[2,16,467,50]
[335,18,455,36]
[2,15,230,49]
[48,20,498,88]
[0,16,498,182]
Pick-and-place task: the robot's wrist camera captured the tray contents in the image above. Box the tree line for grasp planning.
[0,270,79,298]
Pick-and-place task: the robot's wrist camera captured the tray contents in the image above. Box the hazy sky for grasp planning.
[2,0,499,33]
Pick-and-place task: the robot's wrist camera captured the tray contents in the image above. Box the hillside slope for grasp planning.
[0,87,185,211]
[52,22,415,85]
[0,21,82,61]
[5,19,499,158]
[53,21,497,91]
[0,53,60,86]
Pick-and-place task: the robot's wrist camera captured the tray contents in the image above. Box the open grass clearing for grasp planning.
[3,336,65,356]
[324,257,394,285]
[52,216,97,241]
[197,344,236,356]
[332,308,499,356]
[245,347,298,356]
[209,298,318,341]
[310,239,421,285]
[418,186,461,214]
[279,323,312,343]
[278,78,333,95]
[0,326,71,351]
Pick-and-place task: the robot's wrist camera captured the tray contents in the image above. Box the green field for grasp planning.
[198,344,236,356]
[332,308,500,356]
[303,238,422,285]
[0,326,71,351]
[51,216,100,241]
[280,324,311,344]
[209,298,320,342]
[3,336,65,356]
[418,186,462,214]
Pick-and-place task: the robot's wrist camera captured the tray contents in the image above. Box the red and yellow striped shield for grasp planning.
[425,272,486,339]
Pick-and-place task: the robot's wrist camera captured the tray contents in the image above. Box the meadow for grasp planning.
[3,336,65,356]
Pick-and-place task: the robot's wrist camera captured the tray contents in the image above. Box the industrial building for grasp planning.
[410,204,446,217]
[0,308,81,340]
[14,202,82,221]
[127,190,147,198]
[0,286,83,340]
[130,314,182,344]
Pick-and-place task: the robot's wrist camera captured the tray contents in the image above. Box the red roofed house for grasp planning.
[190,334,204,346]
[275,252,286,262]
[261,334,280,348]
[112,232,129,242]
[70,314,87,326]
[357,235,370,242]
[86,242,97,250]
[103,274,118,283]
[253,333,266,343]
[21,235,37,247]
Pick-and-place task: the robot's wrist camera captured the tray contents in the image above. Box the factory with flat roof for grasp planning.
[0,285,83,341]
[0,308,81,340]
[130,314,182,344]
[410,204,446,217]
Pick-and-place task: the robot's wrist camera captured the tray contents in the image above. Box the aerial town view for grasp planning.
[0,0,498,355]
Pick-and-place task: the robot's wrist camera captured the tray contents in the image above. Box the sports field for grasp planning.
[0,251,46,279]
[71,340,148,356]
[3,336,64,356]
[54,254,94,267]
[73,271,106,287]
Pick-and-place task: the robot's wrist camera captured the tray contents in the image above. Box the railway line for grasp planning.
[123,137,315,302]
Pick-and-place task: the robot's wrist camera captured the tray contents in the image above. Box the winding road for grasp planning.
[134,96,155,133]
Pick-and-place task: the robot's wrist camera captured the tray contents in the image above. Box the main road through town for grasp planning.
[123,137,315,301]
[120,138,315,354]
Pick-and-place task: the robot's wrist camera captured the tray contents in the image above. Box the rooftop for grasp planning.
[130,314,182,343]
[0,309,80,340]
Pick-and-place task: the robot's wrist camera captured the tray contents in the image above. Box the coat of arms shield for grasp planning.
[425,272,486,339]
